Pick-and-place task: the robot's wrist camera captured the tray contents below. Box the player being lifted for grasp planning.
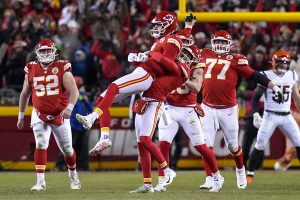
[77,12,193,155]
[199,30,284,190]
[17,39,81,191]
[247,50,300,183]
[155,44,224,192]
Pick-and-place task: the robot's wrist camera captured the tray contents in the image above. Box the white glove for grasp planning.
[128,53,138,62]
[136,52,148,62]
[253,112,262,129]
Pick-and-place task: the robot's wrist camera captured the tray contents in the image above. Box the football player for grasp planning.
[17,39,81,191]
[129,46,192,193]
[85,12,197,156]
[247,50,300,182]
[155,45,224,192]
[76,11,183,154]
[199,30,284,190]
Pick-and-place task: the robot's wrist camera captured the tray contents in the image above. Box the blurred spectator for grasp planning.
[55,76,92,171]
[5,40,27,86]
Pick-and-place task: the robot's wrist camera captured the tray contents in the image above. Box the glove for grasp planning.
[136,52,148,62]
[253,112,262,129]
[273,85,285,104]
[128,53,138,62]
[184,13,196,28]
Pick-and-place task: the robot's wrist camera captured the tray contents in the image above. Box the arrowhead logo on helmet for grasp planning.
[211,30,233,55]
[150,11,178,39]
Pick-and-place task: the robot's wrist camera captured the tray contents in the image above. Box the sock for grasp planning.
[34,149,47,181]
[139,136,168,168]
[248,148,264,173]
[138,142,152,185]
[100,127,110,140]
[97,83,119,112]
[158,141,171,177]
[100,109,111,128]
[247,171,255,177]
[202,147,213,176]
[195,144,219,173]
[231,145,244,169]
[64,150,77,175]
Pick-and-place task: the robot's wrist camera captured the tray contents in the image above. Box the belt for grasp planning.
[265,110,290,116]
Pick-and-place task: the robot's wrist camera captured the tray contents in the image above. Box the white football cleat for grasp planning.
[199,176,213,189]
[274,161,287,171]
[129,185,154,193]
[70,173,81,190]
[236,166,247,189]
[209,177,223,192]
[31,180,46,191]
[89,139,112,156]
[161,169,176,186]
[153,183,166,192]
[76,114,94,130]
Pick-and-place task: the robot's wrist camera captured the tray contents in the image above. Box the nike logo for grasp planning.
[189,111,193,113]
[228,113,232,116]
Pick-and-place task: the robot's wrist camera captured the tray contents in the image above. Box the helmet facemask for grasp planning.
[35,46,57,64]
[211,39,232,54]
[274,57,290,75]
[150,18,173,38]
[177,47,198,67]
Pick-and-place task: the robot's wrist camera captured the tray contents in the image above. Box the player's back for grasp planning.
[263,70,298,112]
[201,48,249,108]
[143,62,190,101]
[25,60,71,116]
[140,34,182,78]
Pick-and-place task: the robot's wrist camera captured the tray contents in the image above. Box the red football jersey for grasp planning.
[140,34,182,78]
[167,64,203,107]
[201,48,254,108]
[143,62,190,101]
[25,60,71,116]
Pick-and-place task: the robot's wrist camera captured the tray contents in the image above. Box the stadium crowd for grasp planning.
[0,0,300,106]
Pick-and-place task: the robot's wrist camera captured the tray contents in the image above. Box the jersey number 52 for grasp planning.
[33,75,59,96]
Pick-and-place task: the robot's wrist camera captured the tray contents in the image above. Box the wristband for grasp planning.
[67,104,74,111]
[18,112,25,119]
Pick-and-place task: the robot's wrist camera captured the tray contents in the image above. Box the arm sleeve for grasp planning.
[251,85,265,113]
[148,51,180,76]
[164,38,182,60]
[249,71,271,88]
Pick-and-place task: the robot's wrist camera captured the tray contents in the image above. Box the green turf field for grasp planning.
[0,170,299,200]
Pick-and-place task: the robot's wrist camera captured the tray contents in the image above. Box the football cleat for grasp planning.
[209,176,223,192]
[236,166,247,189]
[199,176,213,189]
[70,173,81,190]
[160,169,176,186]
[153,183,166,192]
[274,161,287,171]
[129,185,154,193]
[76,114,93,130]
[31,180,46,191]
[89,139,112,156]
